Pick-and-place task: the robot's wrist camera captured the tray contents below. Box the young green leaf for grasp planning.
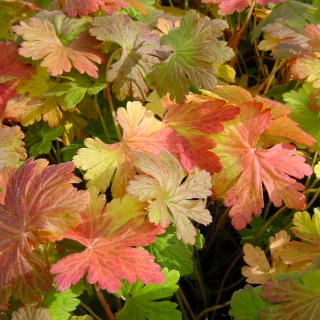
[51,187,165,293]
[42,286,81,320]
[283,84,320,149]
[25,121,63,157]
[149,10,234,104]
[229,284,273,320]
[127,150,212,245]
[116,268,181,320]
[0,159,90,307]
[0,125,26,170]
[147,225,195,276]
[43,71,106,109]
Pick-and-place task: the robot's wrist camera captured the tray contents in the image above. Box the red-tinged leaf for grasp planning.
[255,96,316,147]
[73,101,187,197]
[0,159,90,306]
[211,86,316,147]
[0,166,15,205]
[51,0,145,17]
[0,125,26,170]
[0,42,35,116]
[212,101,312,230]
[163,95,240,173]
[201,0,249,15]
[202,0,284,15]
[90,14,165,101]
[12,13,105,77]
[259,271,320,320]
[51,187,165,293]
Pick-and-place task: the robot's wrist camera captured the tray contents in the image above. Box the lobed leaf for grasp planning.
[51,187,165,293]
[211,100,312,230]
[149,10,233,104]
[73,101,186,197]
[0,125,26,170]
[115,268,181,320]
[11,305,51,320]
[0,159,89,307]
[163,95,240,173]
[12,11,105,77]
[259,270,320,319]
[127,150,212,245]
[90,14,164,101]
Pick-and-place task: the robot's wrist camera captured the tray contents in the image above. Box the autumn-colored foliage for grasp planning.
[1,0,320,319]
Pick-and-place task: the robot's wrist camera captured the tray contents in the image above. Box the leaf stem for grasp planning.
[79,301,103,320]
[105,48,123,141]
[94,284,115,320]
[94,94,110,140]
[174,289,190,320]
[195,301,230,320]
[177,286,196,320]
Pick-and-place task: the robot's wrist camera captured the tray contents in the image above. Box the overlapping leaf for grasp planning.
[11,305,51,320]
[211,100,312,230]
[0,125,26,170]
[210,85,316,147]
[0,159,89,307]
[291,24,320,87]
[90,14,164,101]
[115,268,181,320]
[242,230,301,284]
[163,95,240,173]
[272,210,320,269]
[149,10,233,104]
[0,42,35,116]
[259,271,320,319]
[258,18,310,59]
[283,83,320,149]
[73,101,186,197]
[11,11,105,77]
[51,0,146,17]
[51,187,165,293]
[126,150,212,245]
[201,0,284,15]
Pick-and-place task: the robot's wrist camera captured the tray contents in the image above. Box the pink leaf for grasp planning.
[212,101,312,230]
[51,188,165,293]
[0,159,90,306]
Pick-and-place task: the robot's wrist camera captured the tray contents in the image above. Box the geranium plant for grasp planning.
[0,0,320,319]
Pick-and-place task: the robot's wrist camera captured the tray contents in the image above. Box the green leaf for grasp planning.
[42,286,81,320]
[61,140,85,162]
[44,71,106,109]
[25,121,64,157]
[315,162,320,178]
[229,284,273,320]
[147,225,194,276]
[283,83,320,149]
[149,10,233,104]
[116,268,181,320]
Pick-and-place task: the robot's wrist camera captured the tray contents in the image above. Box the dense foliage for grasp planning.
[0,0,320,319]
